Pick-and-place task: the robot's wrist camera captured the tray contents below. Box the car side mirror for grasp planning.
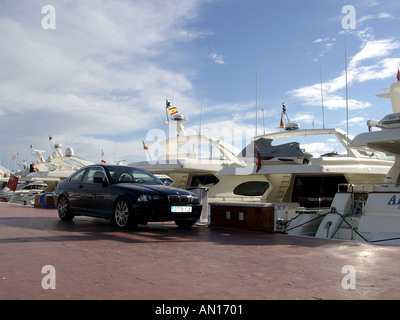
[93,177,108,186]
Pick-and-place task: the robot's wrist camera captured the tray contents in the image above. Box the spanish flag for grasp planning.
[168,106,178,115]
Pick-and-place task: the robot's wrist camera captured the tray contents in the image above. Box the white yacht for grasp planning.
[7,181,49,205]
[2,136,94,205]
[131,101,393,227]
[130,100,243,190]
[0,165,12,185]
[0,165,13,201]
[22,136,94,191]
[209,125,393,223]
[291,74,400,245]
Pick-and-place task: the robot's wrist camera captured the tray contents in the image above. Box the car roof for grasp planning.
[87,164,133,168]
[82,164,149,172]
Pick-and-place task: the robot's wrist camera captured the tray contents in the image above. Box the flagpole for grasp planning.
[165,100,171,124]
[344,29,349,140]
[255,28,258,137]
[343,0,350,157]
[319,59,325,129]
[199,84,203,136]
[262,108,265,135]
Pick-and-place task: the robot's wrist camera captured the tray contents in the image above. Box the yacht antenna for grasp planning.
[262,108,265,135]
[344,29,349,140]
[319,59,325,129]
[282,103,290,123]
[255,27,258,137]
[165,99,171,124]
[343,0,350,155]
[199,84,204,136]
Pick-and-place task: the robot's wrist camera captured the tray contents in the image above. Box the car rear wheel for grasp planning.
[57,196,75,221]
[114,198,136,229]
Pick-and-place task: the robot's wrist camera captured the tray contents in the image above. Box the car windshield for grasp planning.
[107,166,163,184]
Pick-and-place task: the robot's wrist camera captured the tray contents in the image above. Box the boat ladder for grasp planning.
[276,174,291,201]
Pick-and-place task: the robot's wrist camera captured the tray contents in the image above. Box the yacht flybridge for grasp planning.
[24,136,94,186]
[285,73,400,245]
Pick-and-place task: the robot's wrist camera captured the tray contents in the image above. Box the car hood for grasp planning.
[114,183,194,195]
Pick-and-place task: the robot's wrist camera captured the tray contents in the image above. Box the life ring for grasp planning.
[39,193,57,209]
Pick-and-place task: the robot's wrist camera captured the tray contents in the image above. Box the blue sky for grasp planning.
[1,0,400,169]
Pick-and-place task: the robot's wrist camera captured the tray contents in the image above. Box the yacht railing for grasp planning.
[337,182,398,193]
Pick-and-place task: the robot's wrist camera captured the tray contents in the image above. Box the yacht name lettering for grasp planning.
[387,195,400,207]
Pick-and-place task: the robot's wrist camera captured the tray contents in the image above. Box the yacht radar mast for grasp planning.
[280,103,300,131]
[164,99,189,136]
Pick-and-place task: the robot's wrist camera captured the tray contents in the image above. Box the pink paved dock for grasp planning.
[1,202,399,300]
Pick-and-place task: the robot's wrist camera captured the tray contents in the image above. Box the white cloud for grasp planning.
[0,0,209,164]
[301,142,333,156]
[350,39,400,67]
[289,35,400,112]
[291,113,315,125]
[313,37,336,58]
[313,37,330,44]
[209,52,225,65]
[338,117,366,127]
[358,12,394,24]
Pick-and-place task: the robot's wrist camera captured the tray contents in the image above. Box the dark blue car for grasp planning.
[55,164,202,229]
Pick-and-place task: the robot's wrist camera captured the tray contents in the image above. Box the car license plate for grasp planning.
[171,206,192,213]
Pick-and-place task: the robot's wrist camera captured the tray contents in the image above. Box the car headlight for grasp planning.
[137,195,151,202]
[137,194,161,203]
[190,196,200,204]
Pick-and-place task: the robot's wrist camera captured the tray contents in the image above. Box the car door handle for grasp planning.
[79,184,83,188]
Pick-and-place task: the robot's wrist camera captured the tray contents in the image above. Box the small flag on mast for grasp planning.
[255,145,262,173]
[142,140,152,161]
[7,174,19,192]
[168,106,178,115]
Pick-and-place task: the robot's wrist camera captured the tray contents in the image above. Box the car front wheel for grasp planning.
[114,198,136,229]
[57,195,75,221]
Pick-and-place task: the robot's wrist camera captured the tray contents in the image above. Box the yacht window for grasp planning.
[233,181,269,196]
[190,175,219,187]
[63,158,86,168]
[292,175,348,207]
